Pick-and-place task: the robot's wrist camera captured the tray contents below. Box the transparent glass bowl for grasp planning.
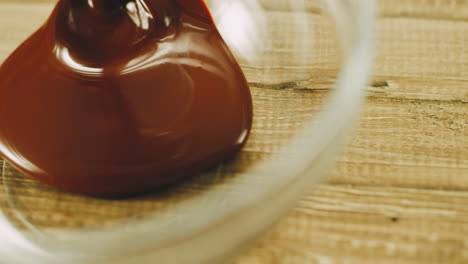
[0,1,376,263]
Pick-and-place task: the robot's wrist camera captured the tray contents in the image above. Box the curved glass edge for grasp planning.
[0,0,377,263]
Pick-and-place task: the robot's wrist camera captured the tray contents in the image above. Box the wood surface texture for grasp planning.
[0,1,467,264]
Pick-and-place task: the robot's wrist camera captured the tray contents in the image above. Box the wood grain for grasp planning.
[237,185,468,264]
[0,1,467,264]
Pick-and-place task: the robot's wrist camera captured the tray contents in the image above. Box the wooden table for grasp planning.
[0,1,467,263]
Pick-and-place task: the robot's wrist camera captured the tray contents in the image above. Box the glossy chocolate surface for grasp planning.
[0,0,252,196]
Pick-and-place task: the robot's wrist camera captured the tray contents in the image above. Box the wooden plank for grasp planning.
[379,0,468,21]
[329,96,468,190]
[234,185,468,264]
[375,18,468,81]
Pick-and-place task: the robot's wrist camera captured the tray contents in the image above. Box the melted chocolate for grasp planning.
[0,0,252,196]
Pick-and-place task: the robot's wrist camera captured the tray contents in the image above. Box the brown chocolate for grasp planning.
[0,0,252,196]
